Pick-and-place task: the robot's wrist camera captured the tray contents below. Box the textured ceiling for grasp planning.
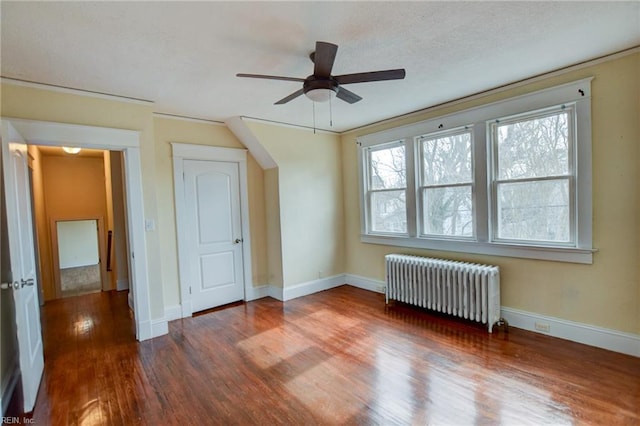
[1,1,639,132]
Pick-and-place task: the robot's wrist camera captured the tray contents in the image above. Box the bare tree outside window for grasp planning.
[369,144,407,233]
[494,110,572,243]
[420,131,473,237]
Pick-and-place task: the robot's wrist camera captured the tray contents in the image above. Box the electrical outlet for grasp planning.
[535,322,551,333]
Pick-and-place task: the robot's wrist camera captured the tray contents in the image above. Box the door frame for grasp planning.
[172,143,253,318]
[1,117,154,341]
[50,217,108,298]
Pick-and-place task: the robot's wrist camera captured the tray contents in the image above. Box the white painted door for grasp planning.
[184,160,245,312]
[1,122,44,412]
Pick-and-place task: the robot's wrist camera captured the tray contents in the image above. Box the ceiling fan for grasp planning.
[237,41,406,105]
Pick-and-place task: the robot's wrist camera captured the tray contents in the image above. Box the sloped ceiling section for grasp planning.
[1,1,639,132]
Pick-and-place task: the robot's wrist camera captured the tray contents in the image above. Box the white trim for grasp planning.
[357,79,594,264]
[0,77,154,106]
[5,117,139,149]
[281,274,345,301]
[357,78,592,147]
[267,285,284,301]
[501,307,640,358]
[116,278,129,291]
[195,275,639,358]
[225,117,278,169]
[153,112,225,126]
[171,142,247,161]
[360,235,595,264]
[345,274,386,293]
[150,318,169,339]
[164,304,183,322]
[0,356,19,417]
[239,116,340,135]
[2,118,156,341]
[171,143,254,317]
[245,284,271,301]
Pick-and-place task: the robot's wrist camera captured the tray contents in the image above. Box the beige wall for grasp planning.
[38,154,109,299]
[341,52,640,335]
[245,122,345,287]
[152,116,268,307]
[264,168,284,287]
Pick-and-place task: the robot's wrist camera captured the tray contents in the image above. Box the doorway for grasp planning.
[2,118,152,341]
[1,118,155,414]
[53,219,105,298]
[172,143,253,317]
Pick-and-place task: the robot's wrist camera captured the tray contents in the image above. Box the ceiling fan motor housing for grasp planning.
[303,76,339,96]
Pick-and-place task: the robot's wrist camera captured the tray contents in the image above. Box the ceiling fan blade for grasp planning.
[336,87,362,104]
[334,69,406,85]
[313,41,338,78]
[275,89,305,105]
[237,73,305,83]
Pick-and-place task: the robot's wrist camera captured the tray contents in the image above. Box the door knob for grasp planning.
[234,238,243,244]
[1,281,19,290]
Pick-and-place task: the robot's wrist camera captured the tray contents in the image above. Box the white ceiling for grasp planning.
[2,1,639,133]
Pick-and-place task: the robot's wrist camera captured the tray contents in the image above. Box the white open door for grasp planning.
[1,121,44,412]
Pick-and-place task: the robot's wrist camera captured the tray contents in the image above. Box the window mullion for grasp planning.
[405,137,417,237]
[474,123,489,243]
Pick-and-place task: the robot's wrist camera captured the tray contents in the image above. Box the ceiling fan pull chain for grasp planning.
[330,96,333,127]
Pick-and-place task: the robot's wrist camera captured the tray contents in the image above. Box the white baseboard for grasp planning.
[156,273,640,358]
[267,285,284,301]
[345,274,385,293]
[116,278,129,291]
[164,304,182,322]
[281,274,345,301]
[0,356,19,417]
[150,319,168,339]
[245,284,271,301]
[501,307,640,358]
[136,318,168,341]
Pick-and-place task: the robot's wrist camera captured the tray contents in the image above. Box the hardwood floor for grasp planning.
[14,286,640,425]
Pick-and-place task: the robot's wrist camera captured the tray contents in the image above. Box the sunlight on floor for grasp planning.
[74,316,95,335]
[236,326,312,369]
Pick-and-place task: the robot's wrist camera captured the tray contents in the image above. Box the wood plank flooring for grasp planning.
[12,286,640,425]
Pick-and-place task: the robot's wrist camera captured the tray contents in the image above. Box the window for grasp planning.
[418,129,474,238]
[365,141,407,234]
[357,79,593,263]
[491,108,574,245]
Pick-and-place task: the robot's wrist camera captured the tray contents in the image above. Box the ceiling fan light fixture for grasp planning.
[304,87,336,103]
[62,146,81,154]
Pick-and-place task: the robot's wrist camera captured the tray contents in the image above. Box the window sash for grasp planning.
[489,106,576,246]
[364,141,408,235]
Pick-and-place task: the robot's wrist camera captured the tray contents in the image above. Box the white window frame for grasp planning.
[357,78,594,264]
[416,126,475,240]
[489,106,576,247]
[362,140,409,236]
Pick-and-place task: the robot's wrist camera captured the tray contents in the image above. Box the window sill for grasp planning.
[361,234,595,264]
